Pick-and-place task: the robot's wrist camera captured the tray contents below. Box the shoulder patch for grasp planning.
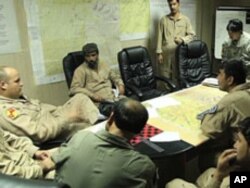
[6,108,19,120]
[197,105,218,120]
[207,105,218,113]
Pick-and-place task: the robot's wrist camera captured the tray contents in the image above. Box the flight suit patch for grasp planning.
[197,105,218,120]
[6,108,19,120]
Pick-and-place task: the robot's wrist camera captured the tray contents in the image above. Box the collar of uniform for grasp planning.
[238,32,250,46]
[95,130,134,150]
[167,13,183,21]
[230,82,250,93]
[0,95,29,103]
[230,32,250,47]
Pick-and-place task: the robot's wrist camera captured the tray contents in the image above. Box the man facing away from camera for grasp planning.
[40,98,158,188]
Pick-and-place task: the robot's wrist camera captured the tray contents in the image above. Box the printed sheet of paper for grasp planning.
[0,0,21,54]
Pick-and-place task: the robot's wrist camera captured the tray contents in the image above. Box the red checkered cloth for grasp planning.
[130,124,163,145]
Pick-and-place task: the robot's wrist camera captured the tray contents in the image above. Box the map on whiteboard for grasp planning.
[38,0,121,76]
[120,0,150,40]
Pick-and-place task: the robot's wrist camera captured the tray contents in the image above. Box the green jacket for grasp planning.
[53,130,157,188]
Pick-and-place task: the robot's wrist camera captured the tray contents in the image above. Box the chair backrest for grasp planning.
[176,40,211,88]
[0,173,69,188]
[117,46,156,92]
[62,51,84,88]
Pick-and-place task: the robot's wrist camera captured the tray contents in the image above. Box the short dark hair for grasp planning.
[82,43,99,57]
[238,117,250,143]
[219,59,246,85]
[226,19,243,32]
[113,98,148,134]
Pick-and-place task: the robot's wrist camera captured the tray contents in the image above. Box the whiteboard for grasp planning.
[214,7,250,59]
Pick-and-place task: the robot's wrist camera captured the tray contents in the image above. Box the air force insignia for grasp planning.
[6,108,19,119]
[197,105,218,120]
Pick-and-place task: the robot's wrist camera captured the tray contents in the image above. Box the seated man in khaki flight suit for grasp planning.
[197,59,250,169]
[0,127,54,179]
[166,117,250,188]
[0,66,99,144]
[69,43,125,116]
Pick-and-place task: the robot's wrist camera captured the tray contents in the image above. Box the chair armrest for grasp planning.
[125,83,143,98]
[154,75,177,91]
[180,78,191,88]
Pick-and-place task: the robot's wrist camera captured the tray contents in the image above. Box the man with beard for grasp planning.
[69,43,125,116]
[156,0,195,87]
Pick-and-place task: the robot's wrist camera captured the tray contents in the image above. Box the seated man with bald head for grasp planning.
[0,66,99,144]
[40,98,157,188]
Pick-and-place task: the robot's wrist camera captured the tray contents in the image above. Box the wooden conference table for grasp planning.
[133,84,226,187]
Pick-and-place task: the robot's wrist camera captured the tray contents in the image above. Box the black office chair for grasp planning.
[62,51,84,88]
[176,40,211,89]
[118,46,176,101]
[0,173,69,188]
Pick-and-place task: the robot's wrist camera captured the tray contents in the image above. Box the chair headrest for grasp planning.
[124,46,146,65]
[68,51,84,65]
[187,40,206,58]
[63,51,84,88]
